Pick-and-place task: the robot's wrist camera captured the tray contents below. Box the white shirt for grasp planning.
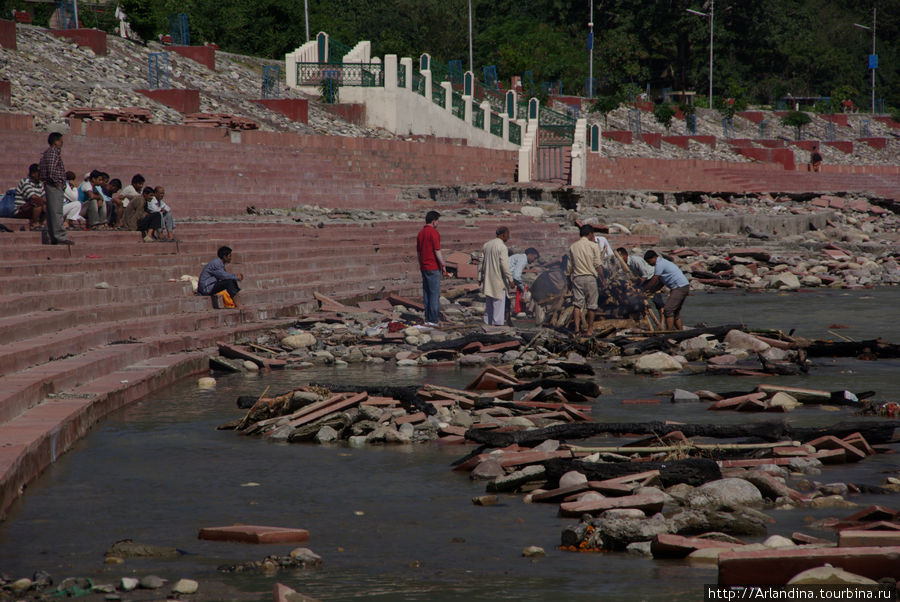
[64,182,79,204]
[593,235,614,256]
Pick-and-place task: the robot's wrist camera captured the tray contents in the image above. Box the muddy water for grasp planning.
[0,289,898,601]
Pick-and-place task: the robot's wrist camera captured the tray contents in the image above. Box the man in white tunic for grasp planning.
[480,226,514,326]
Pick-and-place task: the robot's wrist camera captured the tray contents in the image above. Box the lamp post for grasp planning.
[304,0,309,42]
[468,0,474,74]
[588,0,594,99]
[853,7,876,114]
[686,1,713,109]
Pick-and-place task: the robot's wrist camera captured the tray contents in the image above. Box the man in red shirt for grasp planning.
[416,210,446,325]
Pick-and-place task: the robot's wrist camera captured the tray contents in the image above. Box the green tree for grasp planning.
[592,94,620,128]
[653,103,676,132]
[781,110,812,140]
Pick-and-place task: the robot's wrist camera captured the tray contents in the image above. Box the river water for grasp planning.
[1,289,898,601]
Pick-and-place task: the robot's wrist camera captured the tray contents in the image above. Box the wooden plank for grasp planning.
[498,450,572,468]
[651,534,745,558]
[394,412,426,425]
[287,392,368,427]
[217,342,286,369]
[756,384,830,401]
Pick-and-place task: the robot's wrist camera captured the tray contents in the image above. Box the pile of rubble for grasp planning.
[0,24,395,138]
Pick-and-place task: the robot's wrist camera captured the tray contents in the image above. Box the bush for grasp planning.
[653,103,676,132]
[781,110,812,140]
[319,76,339,104]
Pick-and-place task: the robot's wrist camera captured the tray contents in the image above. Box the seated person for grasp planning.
[79,170,106,228]
[198,246,244,309]
[62,171,86,230]
[102,178,123,227]
[136,186,162,242]
[808,146,822,173]
[155,185,176,241]
[13,163,46,231]
[118,174,145,230]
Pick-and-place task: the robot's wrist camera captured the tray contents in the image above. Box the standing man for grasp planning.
[198,246,244,309]
[566,224,603,335]
[643,250,690,330]
[480,226,514,326]
[416,210,446,326]
[38,132,73,245]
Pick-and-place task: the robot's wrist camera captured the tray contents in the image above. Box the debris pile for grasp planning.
[220,365,601,446]
[63,106,152,123]
[182,112,259,130]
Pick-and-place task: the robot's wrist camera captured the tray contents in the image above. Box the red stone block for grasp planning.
[51,28,107,55]
[652,533,745,558]
[254,98,309,123]
[843,505,898,523]
[806,435,866,462]
[718,546,900,586]
[642,133,661,148]
[169,45,216,70]
[559,492,666,517]
[323,103,366,126]
[603,130,632,144]
[661,135,690,149]
[455,263,478,279]
[136,88,201,114]
[0,80,9,106]
[789,140,818,151]
[825,140,853,154]
[839,530,900,547]
[737,111,764,124]
[857,137,887,149]
[0,19,15,50]
[874,116,900,129]
[820,113,850,127]
[198,524,309,544]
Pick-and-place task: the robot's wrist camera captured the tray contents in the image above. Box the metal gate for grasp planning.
[535,146,568,183]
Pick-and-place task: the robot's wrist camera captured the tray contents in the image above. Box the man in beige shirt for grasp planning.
[566,224,604,334]
[480,226,514,326]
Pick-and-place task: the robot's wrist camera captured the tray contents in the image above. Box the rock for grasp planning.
[603,508,647,519]
[686,547,731,564]
[533,439,560,452]
[559,470,587,489]
[281,333,316,349]
[763,535,796,548]
[672,388,700,403]
[723,330,770,352]
[315,425,339,443]
[197,376,216,389]
[95,281,110,289]
[819,482,849,496]
[634,351,682,373]
[788,457,823,475]
[742,471,795,501]
[139,575,166,589]
[687,478,763,508]
[243,360,259,371]
[366,426,411,444]
[471,458,504,480]
[625,541,654,557]
[760,347,791,362]
[808,495,857,509]
[171,579,199,594]
[397,359,419,367]
[587,513,672,549]
[310,350,334,364]
[514,546,546,562]
[293,391,319,404]
[10,578,32,594]
[289,547,323,567]
[668,507,771,537]
[521,206,544,218]
[768,392,801,411]
[769,272,801,290]
[788,566,879,586]
[665,483,695,503]
[487,465,546,493]
[459,354,486,366]
[120,577,139,592]
[347,435,367,448]
[107,540,180,558]
[473,495,499,506]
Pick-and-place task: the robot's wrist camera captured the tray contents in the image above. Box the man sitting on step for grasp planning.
[198,246,244,309]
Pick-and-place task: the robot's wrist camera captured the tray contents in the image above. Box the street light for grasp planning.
[686,1,714,109]
[588,0,594,99]
[304,0,309,42]
[468,0,474,74]
[853,7,876,114]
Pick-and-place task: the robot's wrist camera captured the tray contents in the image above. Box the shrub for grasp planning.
[592,95,620,127]
[653,103,676,132]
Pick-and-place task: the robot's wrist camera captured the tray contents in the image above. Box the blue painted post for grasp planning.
[317,32,328,63]
[464,71,473,97]
[589,124,600,152]
[419,53,430,72]
[528,98,539,120]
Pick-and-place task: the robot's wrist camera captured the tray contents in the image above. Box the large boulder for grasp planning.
[723,330,770,353]
[768,272,801,290]
[687,478,763,509]
[669,507,771,536]
[282,332,317,349]
[635,351,683,373]
[586,513,672,550]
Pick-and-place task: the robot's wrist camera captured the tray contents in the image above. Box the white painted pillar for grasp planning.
[384,54,398,91]
[480,101,491,133]
[423,69,432,101]
[441,81,453,112]
[464,95,473,124]
[502,114,509,141]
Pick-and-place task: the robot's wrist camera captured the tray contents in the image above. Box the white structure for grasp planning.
[569,118,587,187]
